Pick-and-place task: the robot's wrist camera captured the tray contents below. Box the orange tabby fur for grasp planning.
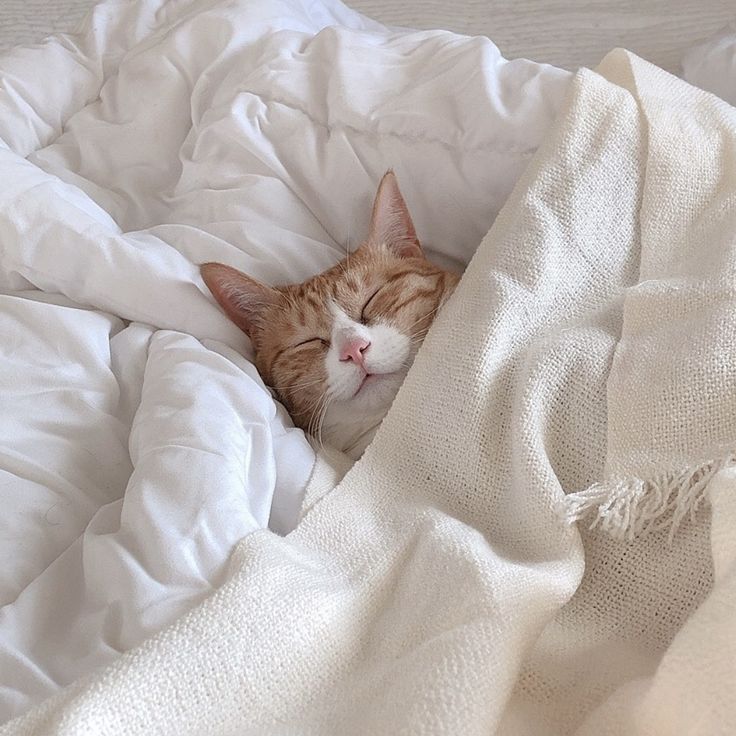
[201,171,459,455]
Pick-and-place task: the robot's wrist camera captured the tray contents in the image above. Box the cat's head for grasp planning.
[201,171,458,455]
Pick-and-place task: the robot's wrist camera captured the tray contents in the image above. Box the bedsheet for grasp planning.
[4,0,734,75]
[0,0,572,721]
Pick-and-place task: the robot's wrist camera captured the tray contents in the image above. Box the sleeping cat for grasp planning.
[201,171,459,459]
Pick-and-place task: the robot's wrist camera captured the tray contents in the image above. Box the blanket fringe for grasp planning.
[562,453,736,542]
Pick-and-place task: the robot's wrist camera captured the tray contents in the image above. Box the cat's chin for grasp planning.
[319,371,405,458]
[352,370,402,400]
[349,370,405,411]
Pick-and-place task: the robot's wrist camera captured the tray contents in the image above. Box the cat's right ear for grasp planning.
[200,262,280,338]
[366,170,423,259]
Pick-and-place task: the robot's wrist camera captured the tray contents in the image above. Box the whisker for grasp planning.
[306,389,328,437]
[269,376,327,393]
[301,390,329,419]
[345,224,351,273]
[314,394,333,451]
[403,303,444,334]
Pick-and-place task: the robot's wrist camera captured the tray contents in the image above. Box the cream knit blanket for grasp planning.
[6,49,736,735]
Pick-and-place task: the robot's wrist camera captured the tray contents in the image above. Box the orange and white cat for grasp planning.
[201,171,459,459]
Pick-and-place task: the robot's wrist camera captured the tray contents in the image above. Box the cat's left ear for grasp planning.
[366,170,423,259]
[200,262,280,339]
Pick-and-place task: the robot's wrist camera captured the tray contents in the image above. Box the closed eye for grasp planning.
[292,337,328,350]
[360,287,383,322]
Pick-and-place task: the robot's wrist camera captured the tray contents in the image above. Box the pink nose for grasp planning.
[339,337,370,366]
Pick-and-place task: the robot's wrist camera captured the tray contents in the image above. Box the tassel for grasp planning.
[561,454,736,541]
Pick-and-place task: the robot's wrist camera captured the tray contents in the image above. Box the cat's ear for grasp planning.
[366,170,423,259]
[200,262,280,338]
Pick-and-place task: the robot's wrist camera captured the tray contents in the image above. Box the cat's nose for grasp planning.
[339,337,371,367]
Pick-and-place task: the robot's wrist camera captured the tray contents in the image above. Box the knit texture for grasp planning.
[5,49,736,735]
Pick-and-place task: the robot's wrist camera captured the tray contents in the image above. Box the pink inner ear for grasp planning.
[368,170,423,258]
[200,262,278,337]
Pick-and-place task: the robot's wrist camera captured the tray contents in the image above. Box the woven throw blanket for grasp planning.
[5,49,736,735]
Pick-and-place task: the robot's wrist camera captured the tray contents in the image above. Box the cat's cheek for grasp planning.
[364,324,412,375]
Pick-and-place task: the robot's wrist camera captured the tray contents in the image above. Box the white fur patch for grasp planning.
[320,305,413,456]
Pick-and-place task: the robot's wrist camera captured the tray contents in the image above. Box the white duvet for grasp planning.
[1,0,735,726]
[0,0,572,721]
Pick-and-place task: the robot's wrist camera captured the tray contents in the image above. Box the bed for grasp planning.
[1,1,736,733]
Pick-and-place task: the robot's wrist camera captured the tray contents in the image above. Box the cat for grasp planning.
[201,171,459,459]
